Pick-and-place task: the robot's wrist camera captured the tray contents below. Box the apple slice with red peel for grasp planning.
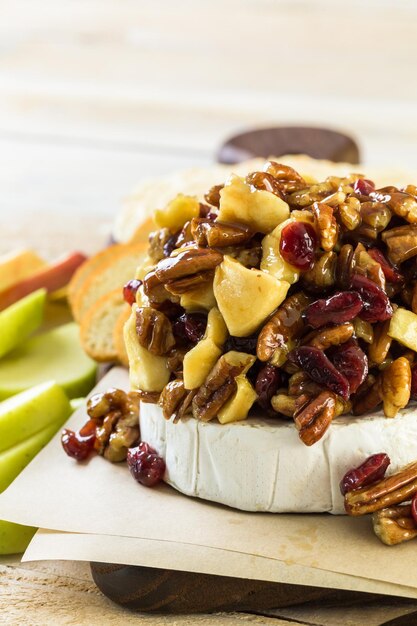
[0,252,87,311]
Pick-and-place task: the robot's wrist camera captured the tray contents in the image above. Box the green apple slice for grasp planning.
[0,288,46,359]
[0,381,71,454]
[0,520,36,555]
[0,323,97,400]
[0,421,65,493]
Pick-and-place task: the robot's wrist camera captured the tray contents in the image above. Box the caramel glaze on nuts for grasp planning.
[119,161,417,447]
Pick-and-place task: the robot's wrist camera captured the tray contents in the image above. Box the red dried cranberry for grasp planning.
[367,248,404,284]
[127,442,165,487]
[304,291,363,329]
[351,274,393,323]
[255,364,281,410]
[411,364,417,400]
[225,334,258,355]
[172,313,207,344]
[412,493,417,525]
[61,419,97,461]
[339,453,390,496]
[353,178,375,196]
[279,221,317,271]
[123,279,142,306]
[288,346,350,400]
[328,339,368,394]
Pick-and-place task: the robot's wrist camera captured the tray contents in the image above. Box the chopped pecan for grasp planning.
[293,391,336,446]
[368,320,392,365]
[360,200,392,232]
[353,243,386,290]
[88,389,140,463]
[311,202,338,252]
[257,292,310,365]
[301,251,337,293]
[204,184,223,208]
[382,224,417,265]
[270,393,296,417]
[305,323,354,351]
[136,390,161,404]
[142,270,176,306]
[263,161,306,193]
[148,228,174,263]
[136,307,175,355]
[192,352,254,421]
[345,461,417,516]
[336,244,356,290]
[190,218,254,248]
[338,197,361,231]
[246,171,284,197]
[166,346,188,377]
[175,220,194,248]
[373,505,417,545]
[288,371,323,398]
[159,379,195,422]
[352,375,382,415]
[381,356,411,418]
[385,190,417,223]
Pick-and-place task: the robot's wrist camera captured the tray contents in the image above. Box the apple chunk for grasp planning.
[0,323,97,401]
[217,375,257,424]
[0,381,71,454]
[218,175,289,234]
[388,308,417,351]
[0,288,46,359]
[0,249,45,293]
[213,256,290,337]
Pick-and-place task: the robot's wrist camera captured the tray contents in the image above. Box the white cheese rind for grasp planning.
[140,403,417,514]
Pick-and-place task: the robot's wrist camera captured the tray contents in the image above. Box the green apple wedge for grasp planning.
[0,381,72,454]
[0,323,97,400]
[0,521,36,555]
[0,288,46,359]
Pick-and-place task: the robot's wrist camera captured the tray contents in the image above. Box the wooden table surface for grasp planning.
[1,1,417,624]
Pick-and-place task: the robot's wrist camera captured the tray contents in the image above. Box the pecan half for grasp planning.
[373,505,417,545]
[159,379,195,422]
[352,375,382,415]
[191,218,253,248]
[257,292,310,365]
[192,352,254,421]
[305,322,354,351]
[136,307,175,355]
[293,391,336,446]
[382,224,417,265]
[311,202,338,252]
[345,461,417,516]
[204,184,223,207]
[246,171,284,197]
[263,161,306,193]
[368,320,392,365]
[301,251,337,294]
[381,356,411,418]
[155,248,223,282]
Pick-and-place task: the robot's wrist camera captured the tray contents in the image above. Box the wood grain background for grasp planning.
[1,1,417,623]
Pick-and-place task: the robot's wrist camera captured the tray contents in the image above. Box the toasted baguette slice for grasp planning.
[128,216,155,245]
[72,244,146,322]
[80,289,127,362]
[113,305,131,367]
[68,243,145,314]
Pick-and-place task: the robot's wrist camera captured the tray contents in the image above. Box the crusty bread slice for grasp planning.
[113,305,131,368]
[128,216,155,245]
[80,289,127,362]
[72,244,146,322]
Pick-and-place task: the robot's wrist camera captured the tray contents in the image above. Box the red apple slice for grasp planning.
[0,252,87,311]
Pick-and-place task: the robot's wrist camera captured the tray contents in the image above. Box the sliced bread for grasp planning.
[80,289,127,362]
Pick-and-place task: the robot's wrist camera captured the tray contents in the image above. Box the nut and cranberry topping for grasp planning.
[114,163,417,445]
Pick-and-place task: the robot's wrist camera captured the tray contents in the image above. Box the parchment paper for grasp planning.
[1,368,417,597]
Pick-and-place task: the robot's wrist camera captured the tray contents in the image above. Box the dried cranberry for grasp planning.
[304,291,363,329]
[288,346,350,400]
[328,339,368,394]
[412,493,417,525]
[351,274,393,323]
[411,364,417,400]
[339,453,390,495]
[172,313,207,344]
[367,248,404,284]
[353,178,375,196]
[255,364,281,410]
[127,442,165,487]
[61,419,97,461]
[279,221,317,271]
[123,279,142,306]
[224,334,258,355]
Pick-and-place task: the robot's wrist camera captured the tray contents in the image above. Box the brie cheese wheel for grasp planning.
[140,402,417,514]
